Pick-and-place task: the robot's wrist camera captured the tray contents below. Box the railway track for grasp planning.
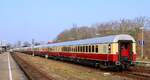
[11,52,55,80]
[114,66,150,80]
[130,66,150,74]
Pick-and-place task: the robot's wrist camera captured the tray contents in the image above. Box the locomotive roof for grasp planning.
[35,34,135,48]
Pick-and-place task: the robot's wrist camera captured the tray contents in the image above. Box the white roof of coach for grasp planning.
[34,34,135,48]
[113,34,135,42]
[46,34,136,47]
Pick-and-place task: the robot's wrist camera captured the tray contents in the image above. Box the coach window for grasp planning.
[73,47,75,52]
[70,47,72,52]
[74,47,76,52]
[62,47,64,52]
[54,47,56,52]
[81,46,83,52]
[72,47,74,52]
[79,46,81,52]
[55,47,57,52]
[66,47,68,52]
[80,46,83,52]
[70,47,71,52]
[75,46,76,52]
[76,46,77,52]
[45,48,47,51]
[83,46,85,52]
[89,45,91,52]
[61,47,63,52]
[67,47,70,52]
[53,47,55,52]
[76,46,78,52]
[69,47,71,52]
[64,47,66,52]
[53,47,54,52]
[66,47,67,52]
[64,47,65,52]
[50,48,52,52]
[78,46,79,52]
[55,47,56,52]
[68,47,70,52]
[92,45,95,52]
[57,47,58,52]
[82,46,84,52]
[96,45,98,53]
[79,46,80,52]
[74,47,75,52]
[67,47,69,52]
[80,46,81,52]
[72,46,73,52]
[86,46,88,52]
[72,47,73,52]
[74,46,75,52]
[57,47,59,52]
[81,46,82,52]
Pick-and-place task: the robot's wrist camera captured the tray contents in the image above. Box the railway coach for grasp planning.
[14,34,136,70]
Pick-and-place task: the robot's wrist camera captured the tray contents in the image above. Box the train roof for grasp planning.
[35,34,135,48]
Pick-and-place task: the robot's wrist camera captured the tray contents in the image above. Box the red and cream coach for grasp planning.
[15,34,136,70]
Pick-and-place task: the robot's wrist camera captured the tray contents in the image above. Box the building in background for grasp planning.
[0,40,8,53]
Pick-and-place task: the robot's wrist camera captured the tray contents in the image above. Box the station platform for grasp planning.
[0,52,27,80]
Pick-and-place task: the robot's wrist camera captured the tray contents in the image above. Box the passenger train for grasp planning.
[14,34,136,70]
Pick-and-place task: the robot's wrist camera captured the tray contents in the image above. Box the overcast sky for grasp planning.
[0,0,150,43]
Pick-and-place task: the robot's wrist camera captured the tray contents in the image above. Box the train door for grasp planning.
[118,40,133,64]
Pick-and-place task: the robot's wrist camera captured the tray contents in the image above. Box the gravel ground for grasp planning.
[16,53,130,80]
